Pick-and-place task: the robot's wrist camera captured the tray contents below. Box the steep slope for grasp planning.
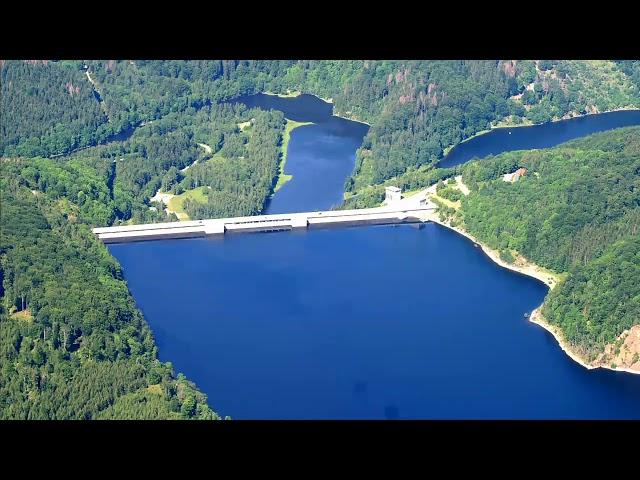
[456,127,640,369]
[0,165,224,419]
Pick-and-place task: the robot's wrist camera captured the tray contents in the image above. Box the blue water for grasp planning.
[110,225,640,419]
[232,94,369,213]
[109,96,640,419]
[439,109,640,168]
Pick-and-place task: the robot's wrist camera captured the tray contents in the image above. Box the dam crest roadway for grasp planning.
[93,188,437,244]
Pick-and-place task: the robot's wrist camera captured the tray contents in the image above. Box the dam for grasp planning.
[93,202,437,244]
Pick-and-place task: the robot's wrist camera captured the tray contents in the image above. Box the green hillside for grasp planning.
[457,127,640,359]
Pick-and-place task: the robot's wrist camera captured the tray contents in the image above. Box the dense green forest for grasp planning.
[47,102,286,224]
[1,61,110,157]
[179,107,284,219]
[0,169,224,418]
[6,59,638,192]
[455,127,640,359]
[543,236,640,361]
[80,60,640,192]
[2,60,640,418]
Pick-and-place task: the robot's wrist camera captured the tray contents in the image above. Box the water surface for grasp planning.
[110,225,640,419]
[232,94,369,213]
[109,101,640,419]
[439,109,640,168]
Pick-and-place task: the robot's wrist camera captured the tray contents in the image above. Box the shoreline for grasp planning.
[493,106,640,130]
[528,309,640,376]
[331,106,372,126]
[333,111,371,126]
[528,308,598,371]
[261,90,371,127]
[428,215,640,376]
[275,90,373,126]
[442,107,640,157]
[428,215,559,288]
[263,90,334,105]
[263,90,302,99]
[273,118,314,193]
[294,91,334,105]
[304,91,373,126]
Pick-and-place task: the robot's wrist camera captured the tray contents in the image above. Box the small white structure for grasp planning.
[385,186,402,204]
[503,167,527,183]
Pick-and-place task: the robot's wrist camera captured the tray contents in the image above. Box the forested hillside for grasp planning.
[59,102,287,223]
[3,60,640,418]
[0,167,224,419]
[341,60,640,190]
[1,61,110,157]
[178,107,285,219]
[80,60,640,191]
[456,128,640,361]
[7,60,637,190]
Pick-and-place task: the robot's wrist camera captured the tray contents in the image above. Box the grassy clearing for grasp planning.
[237,121,252,131]
[166,186,210,220]
[10,309,33,323]
[492,116,534,128]
[430,192,460,210]
[147,384,164,395]
[274,118,313,192]
[401,188,422,199]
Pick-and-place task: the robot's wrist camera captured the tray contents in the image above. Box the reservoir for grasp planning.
[109,97,640,419]
[111,225,640,419]
[439,109,640,168]
[231,94,369,213]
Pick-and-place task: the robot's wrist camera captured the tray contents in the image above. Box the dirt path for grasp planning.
[149,190,175,216]
[197,143,212,154]
[454,175,470,195]
[180,143,212,173]
[85,70,110,121]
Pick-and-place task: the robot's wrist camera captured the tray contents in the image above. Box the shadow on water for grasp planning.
[353,381,368,395]
[384,405,400,420]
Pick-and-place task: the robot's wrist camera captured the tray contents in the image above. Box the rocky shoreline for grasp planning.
[429,214,640,375]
